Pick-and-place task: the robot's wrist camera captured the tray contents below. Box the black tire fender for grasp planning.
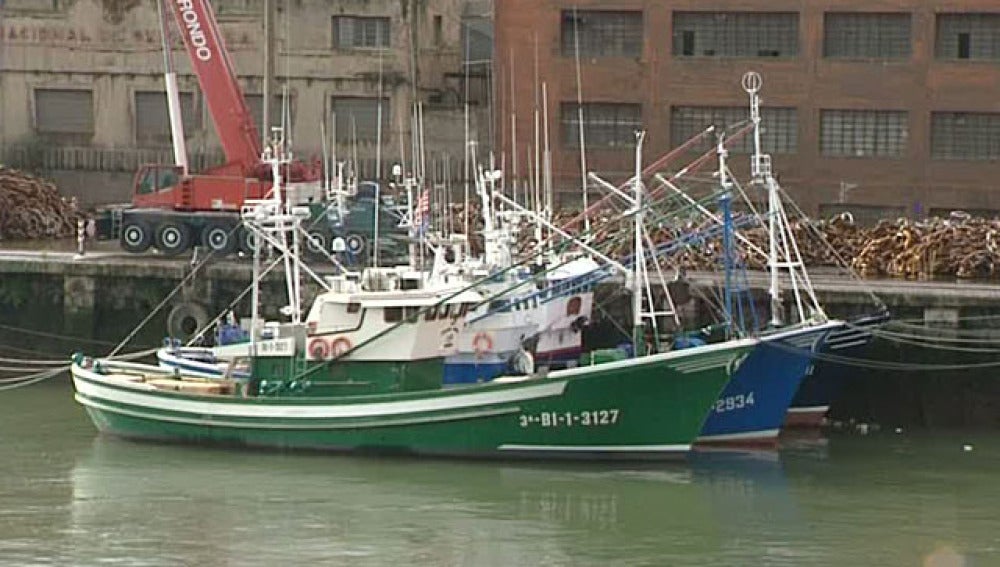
[166,302,210,343]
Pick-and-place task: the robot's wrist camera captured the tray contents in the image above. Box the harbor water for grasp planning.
[1,379,997,566]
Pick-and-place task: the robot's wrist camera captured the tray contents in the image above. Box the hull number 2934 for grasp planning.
[519,409,620,428]
[713,392,755,414]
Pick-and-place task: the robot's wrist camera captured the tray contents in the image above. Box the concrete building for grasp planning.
[0,0,490,206]
[494,0,1000,221]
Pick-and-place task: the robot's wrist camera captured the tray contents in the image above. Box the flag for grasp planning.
[413,187,430,235]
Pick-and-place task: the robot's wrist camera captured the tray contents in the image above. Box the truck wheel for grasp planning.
[201,223,237,256]
[155,221,193,256]
[238,227,258,254]
[306,231,327,255]
[346,233,366,255]
[121,221,153,253]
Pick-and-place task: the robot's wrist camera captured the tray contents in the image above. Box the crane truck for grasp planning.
[90,0,405,261]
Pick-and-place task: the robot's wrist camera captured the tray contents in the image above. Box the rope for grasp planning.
[0,356,71,366]
[0,368,65,391]
[106,244,222,357]
[0,323,117,346]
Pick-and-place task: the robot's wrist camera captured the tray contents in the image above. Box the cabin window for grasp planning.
[346,302,361,314]
[424,304,439,321]
[439,304,452,319]
[404,307,420,323]
[384,307,403,323]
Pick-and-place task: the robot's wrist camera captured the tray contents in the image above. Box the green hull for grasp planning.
[72,339,754,460]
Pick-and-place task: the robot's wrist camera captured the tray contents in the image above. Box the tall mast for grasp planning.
[572,6,590,234]
[744,71,780,327]
[631,131,646,355]
[717,132,734,339]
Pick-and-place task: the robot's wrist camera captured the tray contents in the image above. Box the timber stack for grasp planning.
[443,205,999,280]
[0,166,79,240]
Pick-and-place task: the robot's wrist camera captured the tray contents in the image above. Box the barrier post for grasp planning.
[74,219,86,259]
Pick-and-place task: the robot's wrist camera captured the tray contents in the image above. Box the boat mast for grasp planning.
[745,72,781,328]
[572,6,590,234]
[717,131,735,339]
[631,131,646,355]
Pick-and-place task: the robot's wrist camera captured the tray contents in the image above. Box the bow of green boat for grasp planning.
[70,337,754,461]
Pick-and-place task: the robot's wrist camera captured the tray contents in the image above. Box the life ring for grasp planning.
[472,332,493,356]
[166,302,210,343]
[308,337,330,359]
[330,337,353,357]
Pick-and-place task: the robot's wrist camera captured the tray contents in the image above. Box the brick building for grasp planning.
[0,0,490,206]
[494,0,1000,220]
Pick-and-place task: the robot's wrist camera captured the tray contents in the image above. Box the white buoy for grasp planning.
[894,427,903,434]
[963,444,973,452]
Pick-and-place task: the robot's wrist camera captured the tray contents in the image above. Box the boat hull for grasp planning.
[73,339,754,460]
[784,312,888,428]
[697,322,842,447]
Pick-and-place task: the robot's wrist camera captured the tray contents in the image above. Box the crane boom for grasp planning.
[168,0,262,174]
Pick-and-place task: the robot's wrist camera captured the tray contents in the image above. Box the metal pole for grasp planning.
[262,0,276,147]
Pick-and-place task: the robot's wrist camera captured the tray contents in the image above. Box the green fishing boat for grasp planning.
[70,134,755,461]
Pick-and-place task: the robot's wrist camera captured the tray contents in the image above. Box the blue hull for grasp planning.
[699,324,836,445]
[787,311,889,427]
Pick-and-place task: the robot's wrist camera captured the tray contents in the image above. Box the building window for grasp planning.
[134,91,201,146]
[331,97,390,143]
[433,15,443,46]
[33,88,94,141]
[823,13,911,59]
[820,110,908,158]
[561,10,642,58]
[333,16,390,49]
[670,106,798,154]
[931,112,1000,160]
[561,103,642,149]
[672,12,799,58]
[245,94,290,134]
[935,14,1000,60]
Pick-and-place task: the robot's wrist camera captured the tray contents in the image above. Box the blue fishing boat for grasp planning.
[694,74,847,447]
[785,310,889,427]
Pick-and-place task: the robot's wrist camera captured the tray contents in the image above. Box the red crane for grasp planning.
[115,0,318,256]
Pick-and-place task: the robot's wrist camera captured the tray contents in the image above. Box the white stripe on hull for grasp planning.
[73,369,566,419]
[498,443,690,453]
[696,428,781,443]
[77,395,520,429]
[787,405,829,414]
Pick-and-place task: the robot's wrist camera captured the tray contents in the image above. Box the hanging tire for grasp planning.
[306,231,327,255]
[121,220,152,253]
[201,222,237,256]
[345,233,366,255]
[166,302,210,343]
[238,227,258,254]
[155,221,193,256]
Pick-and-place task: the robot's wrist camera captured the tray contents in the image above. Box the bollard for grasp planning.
[74,219,86,259]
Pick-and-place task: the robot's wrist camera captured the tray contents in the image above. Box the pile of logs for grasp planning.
[0,166,79,240]
[442,205,1000,280]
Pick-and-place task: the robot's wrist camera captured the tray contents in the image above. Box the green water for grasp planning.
[0,380,997,566]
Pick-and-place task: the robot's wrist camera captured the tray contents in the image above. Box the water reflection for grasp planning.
[66,438,806,566]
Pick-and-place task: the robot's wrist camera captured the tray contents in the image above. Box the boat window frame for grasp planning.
[384,306,403,323]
